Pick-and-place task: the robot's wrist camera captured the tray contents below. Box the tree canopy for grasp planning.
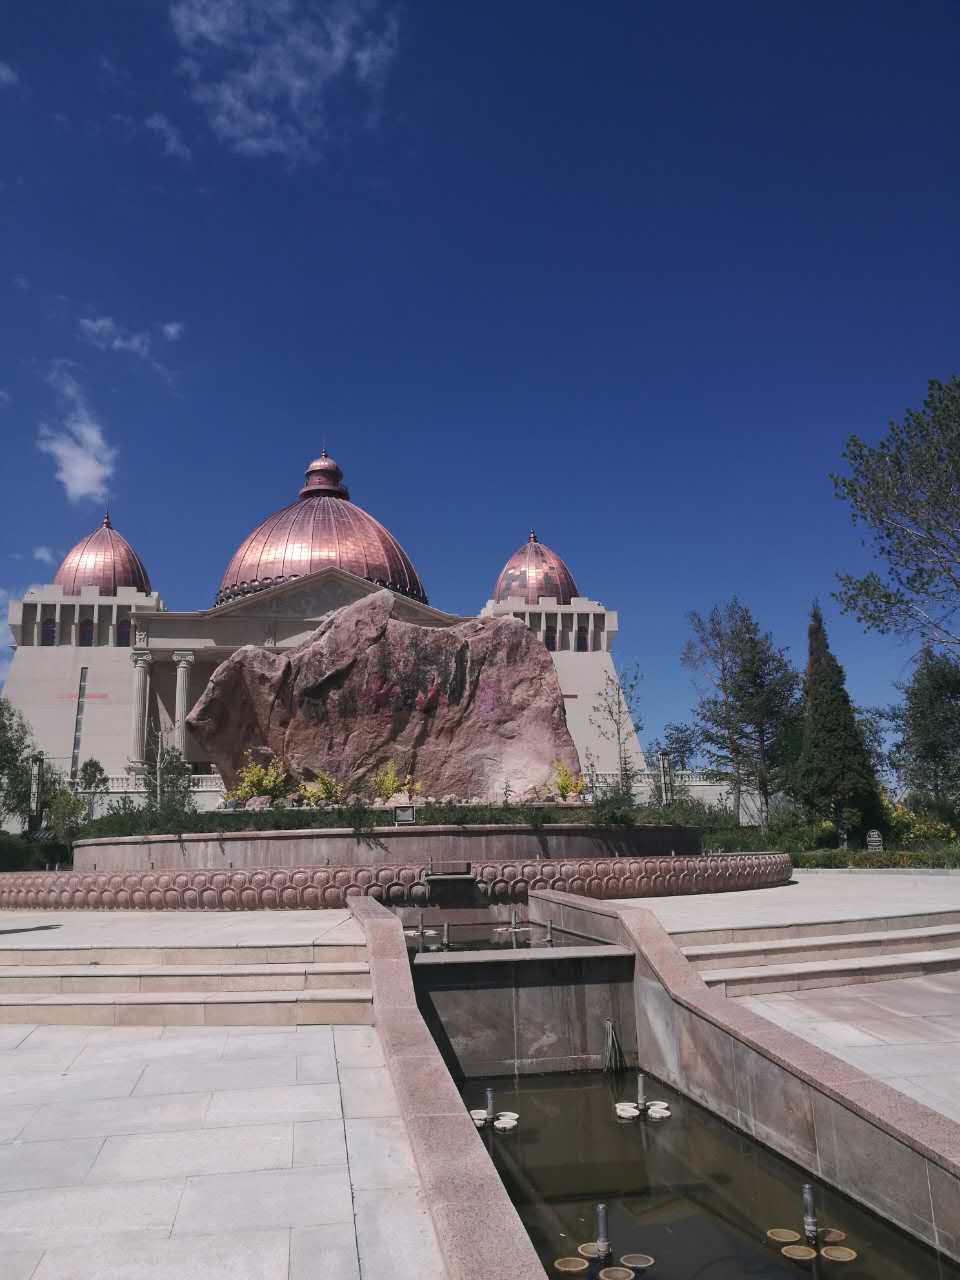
[889,648,960,814]
[794,605,880,834]
[0,696,34,823]
[834,375,960,649]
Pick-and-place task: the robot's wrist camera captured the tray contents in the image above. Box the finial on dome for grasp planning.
[528,529,538,543]
[102,510,112,529]
[300,451,349,500]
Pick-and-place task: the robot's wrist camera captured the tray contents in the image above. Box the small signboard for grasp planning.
[866,829,883,853]
[394,805,416,826]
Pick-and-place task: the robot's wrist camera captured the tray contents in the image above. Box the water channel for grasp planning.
[462,1071,959,1279]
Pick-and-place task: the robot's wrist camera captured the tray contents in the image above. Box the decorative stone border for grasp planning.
[0,852,791,910]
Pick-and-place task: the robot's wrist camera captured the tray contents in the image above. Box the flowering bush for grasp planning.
[371,761,421,802]
[882,793,956,846]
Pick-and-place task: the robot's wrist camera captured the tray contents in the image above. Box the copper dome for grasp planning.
[493,530,578,606]
[216,452,428,607]
[53,514,151,596]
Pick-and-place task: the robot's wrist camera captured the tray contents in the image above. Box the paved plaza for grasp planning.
[0,1019,444,1280]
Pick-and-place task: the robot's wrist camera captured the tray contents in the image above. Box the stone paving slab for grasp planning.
[0,1018,447,1279]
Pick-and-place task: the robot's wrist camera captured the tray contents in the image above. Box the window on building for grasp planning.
[117,619,131,647]
[78,619,94,647]
[41,618,56,647]
[575,628,589,652]
[544,627,557,651]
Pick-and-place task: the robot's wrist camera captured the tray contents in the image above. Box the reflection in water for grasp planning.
[462,1072,959,1279]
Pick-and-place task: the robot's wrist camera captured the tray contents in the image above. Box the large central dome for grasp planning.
[216,452,427,607]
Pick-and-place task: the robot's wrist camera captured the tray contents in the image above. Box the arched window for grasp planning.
[78,619,94,647]
[117,619,131,647]
[41,618,56,647]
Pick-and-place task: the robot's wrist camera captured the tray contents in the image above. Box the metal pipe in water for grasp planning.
[511,907,519,930]
[545,919,553,944]
[595,1203,610,1258]
[802,1183,817,1243]
[637,1072,645,1107]
[442,922,450,948]
[418,911,425,938]
[485,1087,495,1122]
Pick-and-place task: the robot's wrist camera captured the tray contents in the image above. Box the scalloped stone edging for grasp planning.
[0,852,792,910]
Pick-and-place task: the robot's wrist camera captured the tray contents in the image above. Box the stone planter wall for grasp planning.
[0,852,792,911]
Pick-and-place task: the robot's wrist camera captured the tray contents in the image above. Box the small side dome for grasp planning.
[493,530,578,606]
[53,514,152,596]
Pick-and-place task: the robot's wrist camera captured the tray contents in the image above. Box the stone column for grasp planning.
[129,651,152,771]
[173,651,195,756]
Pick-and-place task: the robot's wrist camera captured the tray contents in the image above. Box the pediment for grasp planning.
[208,568,462,627]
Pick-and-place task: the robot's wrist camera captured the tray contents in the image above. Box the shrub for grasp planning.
[370,761,420,802]
[0,831,70,870]
[224,754,292,805]
[552,760,584,800]
[298,772,346,806]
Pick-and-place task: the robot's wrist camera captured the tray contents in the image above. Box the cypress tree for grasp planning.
[795,604,880,837]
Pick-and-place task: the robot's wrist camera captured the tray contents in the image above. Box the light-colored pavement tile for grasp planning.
[334,1026,384,1069]
[88,1123,293,1182]
[205,1084,340,1127]
[0,1028,36,1051]
[0,1106,39,1143]
[31,1228,290,1280]
[70,1035,227,1069]
[21,1091,211,1141]
[802,1020,888,1047]
[173,1165,352,1235]
[293,1119,347,1167]
[339,1067,399,1119]
[0,1049,86,1078]
[297,1051,339,1083]
[134,1056,298,1097]
[0,1065,143,1108]
[345,1117,419,1191]
[0,1248,42,1279]
[0,1137,102,1192]
[290,1224,360,1280]
[0,1177,184,1250]
[221,1028,333,1061]
[850,1014,960,1044]
[828,1042,960,1077]
[353,1186,446,1280]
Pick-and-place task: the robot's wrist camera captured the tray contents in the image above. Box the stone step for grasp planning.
[701,946,960,996]
[671,908,960,947]
[0,943,366,967]
[0,961,370,994]
[0,988,374,1026]
[683,923,960,969]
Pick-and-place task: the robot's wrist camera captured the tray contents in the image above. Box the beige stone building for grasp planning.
[5,452,741,813]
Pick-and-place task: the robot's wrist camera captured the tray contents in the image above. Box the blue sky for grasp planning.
[2,0,958,741]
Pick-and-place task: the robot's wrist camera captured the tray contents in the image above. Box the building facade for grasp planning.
[4,452,735,814]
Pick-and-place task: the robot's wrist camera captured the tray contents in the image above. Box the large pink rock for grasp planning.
[187,590,580,798]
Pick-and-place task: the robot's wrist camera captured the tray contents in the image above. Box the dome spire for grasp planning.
[53,514,151,596]
[299,450,349,500]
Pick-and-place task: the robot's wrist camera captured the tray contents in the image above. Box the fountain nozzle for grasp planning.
[802,1183,817,1244]
[485,1087,495,1123]
[595,1203,610,1258]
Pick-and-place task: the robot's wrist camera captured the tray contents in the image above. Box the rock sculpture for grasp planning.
[187,589,580,799]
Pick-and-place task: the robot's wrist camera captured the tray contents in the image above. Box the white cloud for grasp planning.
[36,366,117,504]
[161,320,185,341]
[78,314,152,360]
[0,389,10,407]
[144,112,192,161]
[13,274,29,291]
[0,62,19,88]
[169,0,398,164]
[33,546,55,565]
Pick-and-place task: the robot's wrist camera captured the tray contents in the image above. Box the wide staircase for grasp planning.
[676,908,960,996]
[0,934,373,1026]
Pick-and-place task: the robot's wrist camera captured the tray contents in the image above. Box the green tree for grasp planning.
[684,600,799,826]
[77,758,109,796]
[0,696,34,823]
[834,376,960,649]
[45,778,89,845]
[661,722,702,770]
[888,649,960,815]
[142,731,194,815]
[794,604,881,840]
